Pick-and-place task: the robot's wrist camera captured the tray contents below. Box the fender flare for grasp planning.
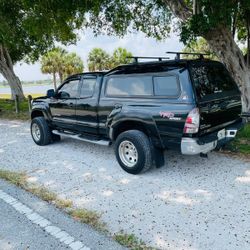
[31,107,51,121]
[107,112,164,148]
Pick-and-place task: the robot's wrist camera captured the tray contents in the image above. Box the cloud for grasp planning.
[0,30,183,82]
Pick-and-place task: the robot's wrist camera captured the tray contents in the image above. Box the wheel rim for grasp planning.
[32,123,41,142]
[118,140,138,168]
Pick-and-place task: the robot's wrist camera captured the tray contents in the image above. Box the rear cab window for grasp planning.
[189,62,240,102]
[106,76,153,96]
[80,78,96,98]
[105,73,180,98]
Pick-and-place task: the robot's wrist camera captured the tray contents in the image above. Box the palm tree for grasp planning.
[62,52,84,79]
[111,47,133,67]
[87,48,110,71]
[41,47,66,89]
[41,48,84,88]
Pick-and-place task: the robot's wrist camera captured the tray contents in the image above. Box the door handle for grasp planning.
[81,104,90,109]
[114,103,122,109]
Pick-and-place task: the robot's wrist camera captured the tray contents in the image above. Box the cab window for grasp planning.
[80,78,96,98]
[58,79,79,98]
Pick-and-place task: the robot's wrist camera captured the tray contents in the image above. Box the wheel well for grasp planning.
[113,121,149,140]
[31,110,44,119]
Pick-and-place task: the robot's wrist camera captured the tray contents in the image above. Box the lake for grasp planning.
[0,85,53,95]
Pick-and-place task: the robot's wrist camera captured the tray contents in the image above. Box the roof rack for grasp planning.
[127,56,170,63]
[166,51,210,60]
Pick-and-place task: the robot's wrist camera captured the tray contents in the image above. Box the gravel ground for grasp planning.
[0,119,250,250]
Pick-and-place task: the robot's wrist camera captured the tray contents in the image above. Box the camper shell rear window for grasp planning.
[189,62,240,102]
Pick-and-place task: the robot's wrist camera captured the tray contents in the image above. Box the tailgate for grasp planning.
[198,95,242,135]
[189,61,242,135]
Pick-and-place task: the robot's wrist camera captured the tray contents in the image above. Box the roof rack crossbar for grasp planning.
[127,56,170,63]
[166,51,210,60]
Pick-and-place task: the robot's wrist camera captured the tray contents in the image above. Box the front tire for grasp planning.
[114,130,153,174]
[31,117,52,146]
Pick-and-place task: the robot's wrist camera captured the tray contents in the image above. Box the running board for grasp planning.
[52,130,111,146]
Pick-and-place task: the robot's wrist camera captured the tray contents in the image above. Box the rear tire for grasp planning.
[31,117,52,146]
[114,130,153,174]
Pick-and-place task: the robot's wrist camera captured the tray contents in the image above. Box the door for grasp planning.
[75,76,99,134]
[50,78,80,130]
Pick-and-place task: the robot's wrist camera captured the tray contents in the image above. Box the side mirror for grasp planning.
[59,91,70,99]
[47,89,55,98]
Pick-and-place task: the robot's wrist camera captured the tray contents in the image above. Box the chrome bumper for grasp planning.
[181,138,217,155]
[181,128,238,155]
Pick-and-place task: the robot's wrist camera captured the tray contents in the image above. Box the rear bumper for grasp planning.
[181,122,243,155]
[181,138,217,155]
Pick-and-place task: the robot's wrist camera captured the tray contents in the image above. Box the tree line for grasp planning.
[0,1,250,112]
[41,47,132,89]
[41,48,83,90]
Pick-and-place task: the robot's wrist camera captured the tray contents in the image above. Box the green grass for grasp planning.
[0,95,45,120]
[114,232,156,250]
[0,98,30,120]
[225,123,250,155]
[28,186,57,202]
[236,123,250,138]
[55,198,73,209]
[0,169,28,187]
[69,208,106,232]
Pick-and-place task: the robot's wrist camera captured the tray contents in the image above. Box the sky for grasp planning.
[0,29,184,82]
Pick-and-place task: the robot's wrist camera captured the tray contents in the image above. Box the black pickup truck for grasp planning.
[30,56,243,174]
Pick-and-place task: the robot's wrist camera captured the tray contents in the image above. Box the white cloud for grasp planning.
[1,30,183,81]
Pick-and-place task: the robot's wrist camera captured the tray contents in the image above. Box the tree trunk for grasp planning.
[52,72,57,90]
[203,26,250,112]
[58,71,63,84]
[0,45,24,100]
[166,1,250,112]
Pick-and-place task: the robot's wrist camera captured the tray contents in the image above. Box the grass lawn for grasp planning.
[228,123,250,155]
[0,94,43,120]
[0,98,30,120]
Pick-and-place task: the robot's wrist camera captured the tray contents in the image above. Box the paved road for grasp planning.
[0,179,126,250]
[0,119,250,249]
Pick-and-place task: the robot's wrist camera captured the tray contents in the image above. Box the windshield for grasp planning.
[190,62,240,101]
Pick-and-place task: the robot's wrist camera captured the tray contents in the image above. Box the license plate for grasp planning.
[217,129,226,140]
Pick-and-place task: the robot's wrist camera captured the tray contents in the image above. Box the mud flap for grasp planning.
[153,147,165,168]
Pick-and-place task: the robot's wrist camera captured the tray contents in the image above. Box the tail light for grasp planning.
[183,108,200,134]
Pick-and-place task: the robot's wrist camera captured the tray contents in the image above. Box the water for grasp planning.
[0,85,53,95]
